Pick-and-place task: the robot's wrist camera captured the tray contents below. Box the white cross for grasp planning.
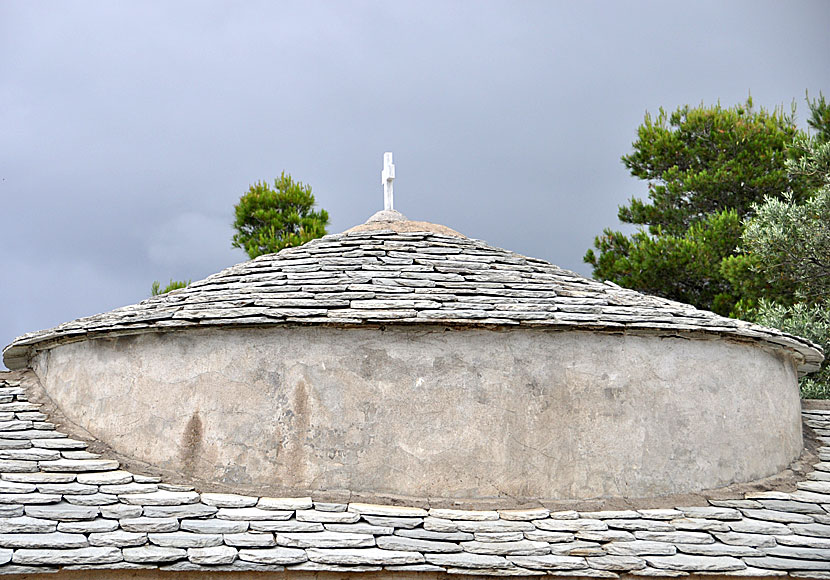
[382,152,395,211]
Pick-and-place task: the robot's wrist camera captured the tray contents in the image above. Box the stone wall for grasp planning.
[32,325,802,501]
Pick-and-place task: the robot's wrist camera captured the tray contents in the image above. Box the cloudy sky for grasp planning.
[1,0,828,364]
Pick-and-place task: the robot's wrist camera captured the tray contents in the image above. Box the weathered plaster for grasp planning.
[32,326,802,501]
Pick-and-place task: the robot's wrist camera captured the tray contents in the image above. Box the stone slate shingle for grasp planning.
[3,226,823,373]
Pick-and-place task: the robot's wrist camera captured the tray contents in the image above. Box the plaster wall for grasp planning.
[32,326,802,500]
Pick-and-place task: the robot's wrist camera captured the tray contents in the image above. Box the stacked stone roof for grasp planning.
[1,370,830,576]
[2,219,824,373]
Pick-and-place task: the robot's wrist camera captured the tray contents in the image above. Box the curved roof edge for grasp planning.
[3,223,825,373]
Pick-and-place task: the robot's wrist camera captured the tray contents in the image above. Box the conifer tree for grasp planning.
[232,172,329,259]
[584,98,810,316]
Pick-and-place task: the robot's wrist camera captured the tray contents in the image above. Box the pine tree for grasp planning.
[232,172,329,259]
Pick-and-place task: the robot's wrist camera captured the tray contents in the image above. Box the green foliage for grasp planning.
[585,210,744,315]
[585,98,811,315]
[232,172,329,259]
[741,132,830,304]
[806,91,830,143]
[151,279,190,296]
[740,127,830,397]
[754,299,830,399]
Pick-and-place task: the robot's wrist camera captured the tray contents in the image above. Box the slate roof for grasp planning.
[1,370,830,576]
[2,219,824,372]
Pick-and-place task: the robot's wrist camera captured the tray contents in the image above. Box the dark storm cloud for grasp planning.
[1,0,829,365]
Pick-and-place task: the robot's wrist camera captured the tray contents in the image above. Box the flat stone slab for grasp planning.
[307,547,424,566]
[277,531,376,548]
[13,547,122,565]
[123,545,187,563]
[238,547,307,565]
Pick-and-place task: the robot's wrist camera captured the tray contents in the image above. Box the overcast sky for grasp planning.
[1,0,829,365]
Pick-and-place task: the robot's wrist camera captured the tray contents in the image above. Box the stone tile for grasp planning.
[250,520,324,533]
[637,509,685,520]
[277,531,376,548]
[605,540,676,556]
[713,532,777,548]
[217,507,292,521]
[149,531,223,548]
[776,535,830,549]
[675,542,760,556]
[644,554,746,571]
[426,552,509,568]
[587,555,647,570]
[123,545,187,563]
[224,532,276,547]
[793,524,830,538]
[201,492,258,508]
[475,531,524,542]
[349,502,427,517]
[58,519,119,533]
[764,546,830,560]
[39,458,119,472]
[728,518,792,535]
[604,519,674,532]
[65,492,118,506]
[120,517,179,533]
[462,539,550,556]
[238,547,308,565]
[499,508,551,521]
[0,480,36,494]
[577,530,636,542]
[89,531,148,547]
[100,503,142,519]
[364,515,424,529]
[3,472,75,483]
[120,490,200,505]
[296,509,360,523]
[325,523,393,535]
[0,515,56,533]
[0,448,59,461]
[741,509,815,524]
[99,482,158,495]
[0,505,24,518]
[76,470,132,485]
[525,530,575,543]
[142,503,217,519]
[32,438,86,450]
[0,492,60,504]
[181,518,248,534]
[306,547,424,565]
[547,541,605,556]
[257,496,312,511]
[582,511,641,520]
[25,501,98,520]
[377,535,461,553]
[744,556,830,571]
[677,507,742,520]
[312,502,348,512]
[429,508,499,521]
[670,518,729,532]
[536,519,608,532]
[456,520,535,533]
[188,545,238,565]
[12,547,122,565]
[634,531,714,544]
[0,531,88,549]
[36,482,97,495]
[509,554,587,570]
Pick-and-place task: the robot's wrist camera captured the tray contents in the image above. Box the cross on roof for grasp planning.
[382,152,395,211]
